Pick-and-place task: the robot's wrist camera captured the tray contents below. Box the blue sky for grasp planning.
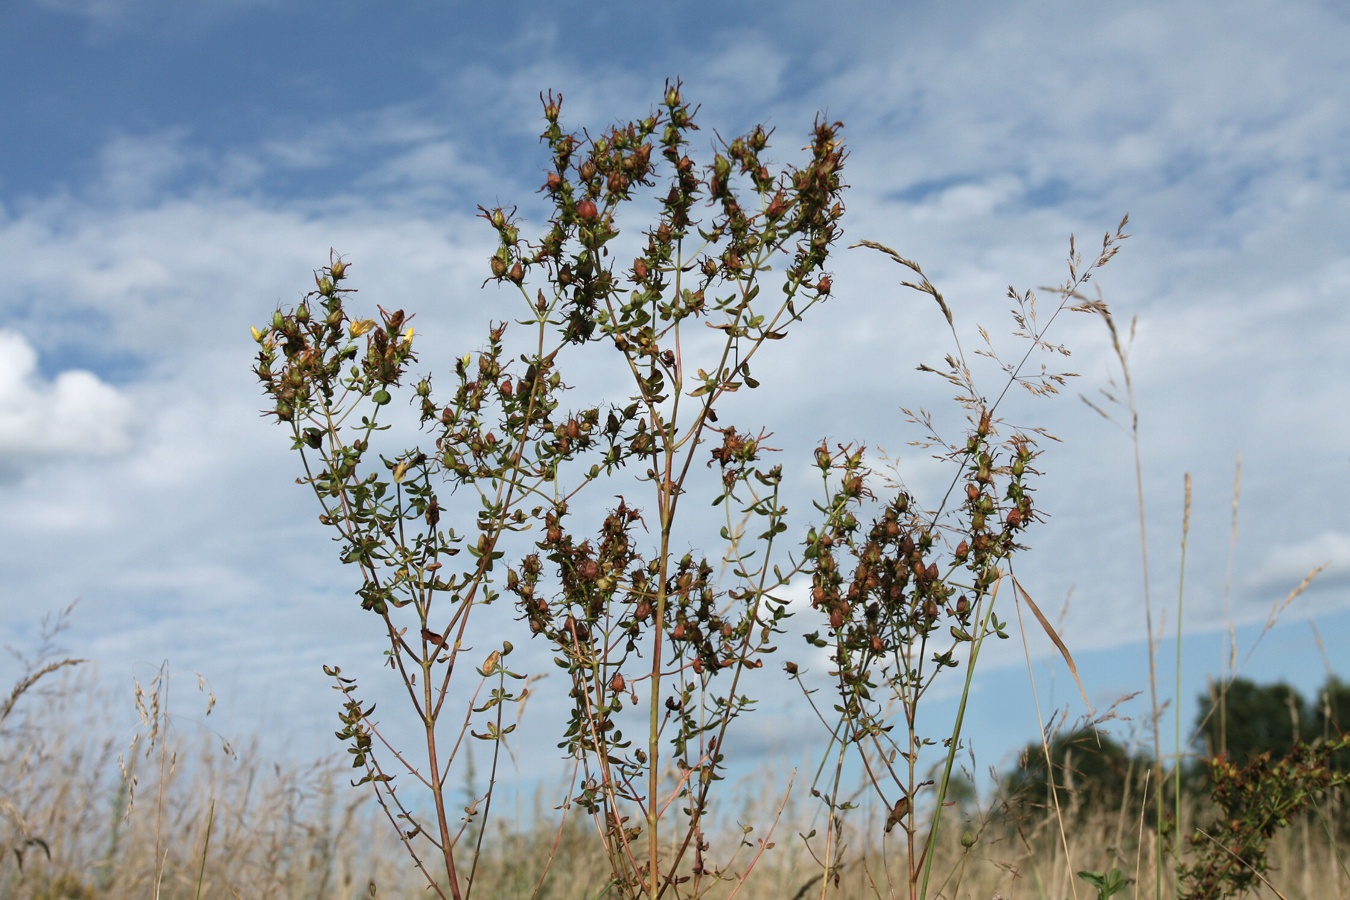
[3,0,1349,806]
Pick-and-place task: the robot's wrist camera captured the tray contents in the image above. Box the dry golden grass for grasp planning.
[3,655,1345,900]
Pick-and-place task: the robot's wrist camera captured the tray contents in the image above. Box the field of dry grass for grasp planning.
[2,656,1345,900]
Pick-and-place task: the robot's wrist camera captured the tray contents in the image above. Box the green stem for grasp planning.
[919,573,1004,900]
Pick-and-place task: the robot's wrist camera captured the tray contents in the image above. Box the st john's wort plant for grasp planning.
[788,222,1128,899]
[255,78,1131,899]
[256,81,849,899]
[492,83,848,898]
[253,250,537,898]
[1178,734,1350,900]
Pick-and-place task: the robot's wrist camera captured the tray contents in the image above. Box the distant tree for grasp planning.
[1000,728,1146,816]
[1195,678,1311,765]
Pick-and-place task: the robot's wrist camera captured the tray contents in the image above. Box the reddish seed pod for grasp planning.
[576,198,598,220]
[610,673,625,693]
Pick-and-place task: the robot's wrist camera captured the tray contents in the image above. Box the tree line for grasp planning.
[999,674,1350,815]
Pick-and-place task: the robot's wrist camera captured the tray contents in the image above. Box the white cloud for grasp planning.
[0,330,134,459]
[1248,531,1350,600]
